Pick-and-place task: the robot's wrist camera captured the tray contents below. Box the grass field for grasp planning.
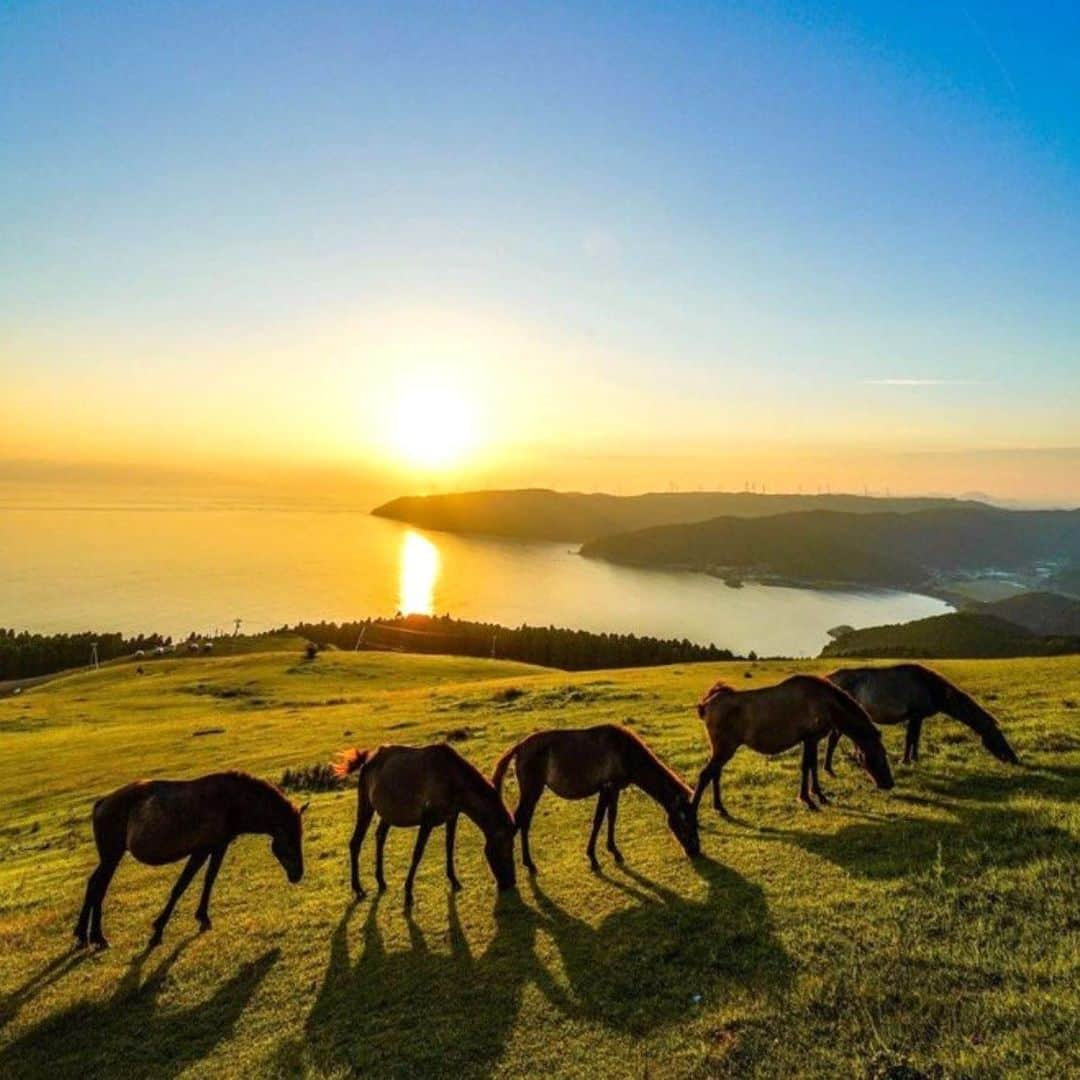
[1,647,1077,1078]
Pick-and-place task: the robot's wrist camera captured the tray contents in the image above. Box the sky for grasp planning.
[2,2,1078,503]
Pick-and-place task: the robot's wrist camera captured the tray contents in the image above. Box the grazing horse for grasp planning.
[75,771,305,950]
[694,675,894,816]
[825,663,1020,772]
[334,743,516,908]
[491,724,700,873]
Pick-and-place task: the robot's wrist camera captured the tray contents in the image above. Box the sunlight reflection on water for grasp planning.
[399,530,439,614]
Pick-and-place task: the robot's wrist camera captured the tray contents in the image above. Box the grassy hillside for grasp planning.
[372,489,980,543]
[1,648,1077,1078]
[580,507,1080,592]
[820,612,1080,660]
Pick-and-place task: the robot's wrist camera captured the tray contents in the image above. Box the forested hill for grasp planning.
[579,507,1080,591]
[371,488,982,542]
[820,611,1080,659]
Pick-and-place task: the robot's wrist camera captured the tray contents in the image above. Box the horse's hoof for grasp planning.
[376,881,387,894]
[353,887,366,901]
[91,936,110,950]
[197,918,212,934]
[824,767,836,778]
[799,799,819,812]
[449,879,463,892]
[609,850,625,864]
[815,794,831,806]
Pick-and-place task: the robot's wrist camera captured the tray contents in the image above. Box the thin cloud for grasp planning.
[862,378,981,387]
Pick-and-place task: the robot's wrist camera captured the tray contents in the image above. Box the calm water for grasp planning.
[0,508,950,657]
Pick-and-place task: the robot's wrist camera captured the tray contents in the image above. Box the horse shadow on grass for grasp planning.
[753,797,1073,880]
[277,891,562,1078]
[916,762,1080,804]
[0,941,279,1079]
[0,950,89,1031]
[527,856,791,1035]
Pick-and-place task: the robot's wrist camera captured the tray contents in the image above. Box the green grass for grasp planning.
[1,648,1077,1078]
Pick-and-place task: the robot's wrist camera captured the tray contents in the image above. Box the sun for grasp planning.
[391,381,475,468]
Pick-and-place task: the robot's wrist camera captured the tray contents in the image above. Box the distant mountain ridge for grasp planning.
[579,506,1080,591]
[372,488,985,543]
[973,591,1080,637]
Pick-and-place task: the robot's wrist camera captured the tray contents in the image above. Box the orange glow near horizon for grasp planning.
[399,530,439,614]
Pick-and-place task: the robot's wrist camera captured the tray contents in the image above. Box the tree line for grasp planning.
[0,629,169,681]
[288,614,737,670]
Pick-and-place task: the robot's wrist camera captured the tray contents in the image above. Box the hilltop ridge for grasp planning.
[372,488,985,543]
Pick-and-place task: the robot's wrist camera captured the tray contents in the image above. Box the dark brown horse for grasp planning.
[491,724,700,873]
[75,771,305,949]
[694,675,894,815]
[825,663,1020,771]
[334,743,516,908]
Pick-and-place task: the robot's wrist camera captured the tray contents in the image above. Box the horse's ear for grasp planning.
[299,801,310,816]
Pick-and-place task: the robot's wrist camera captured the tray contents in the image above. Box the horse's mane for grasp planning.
[820,681,881,742]
[619,725,693,798]
[697,680,736,718]
[447,746,516,827]
[226,771,297,816]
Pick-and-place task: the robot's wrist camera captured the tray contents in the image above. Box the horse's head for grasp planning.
[272,801,307,884]
[667,795,701,859]
[484,820,517,892]
[982,726,1020,765]
[854,736,894,790]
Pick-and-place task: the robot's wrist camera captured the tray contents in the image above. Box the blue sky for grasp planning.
[2,2,1078,498]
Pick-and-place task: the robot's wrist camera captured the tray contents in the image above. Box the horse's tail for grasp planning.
[332,747,371,778]
[491,740,523,794]
[697,679,735,719]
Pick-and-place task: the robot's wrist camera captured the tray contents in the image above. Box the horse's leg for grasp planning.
[374,820,391,892]
[514,775,544,875]
[86,852,123,949]
[586,788,610,871]
[799,739,819,811]
[809,737,829,805]
[904,716,924,764]
[194,843,228,932]
[691,758,716,812]
[403,820,434,910]
[693,746,735,818]
[824,729,842,776]
[150,849,210,947]
[76,853,120,948]
[349,790,374,898]
[605,787,624,863]
[75,862,104,947]
[445,812,462,891]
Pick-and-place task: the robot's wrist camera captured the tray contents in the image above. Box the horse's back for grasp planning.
[532,726,629,799]
[704,676,838,754]
[363,743,468,826]
[828,665,940,724]
[123,778,232,866]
